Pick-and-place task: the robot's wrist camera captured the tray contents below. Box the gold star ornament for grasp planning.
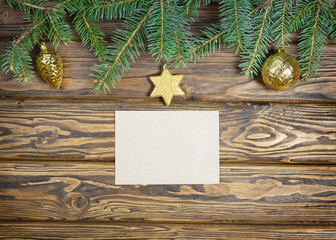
[149,64,185,106]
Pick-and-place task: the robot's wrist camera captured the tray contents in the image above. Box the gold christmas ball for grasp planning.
[36,42,63,89]
[261,48,300,91]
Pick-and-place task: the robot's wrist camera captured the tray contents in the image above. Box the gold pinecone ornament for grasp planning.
[36,42,63,89]
[261,48,300,91]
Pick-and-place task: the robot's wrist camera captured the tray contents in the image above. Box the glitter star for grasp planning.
[149,65,185,106]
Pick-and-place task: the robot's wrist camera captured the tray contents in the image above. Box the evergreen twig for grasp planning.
[293,0,335,82]
[12,0,57,12]
[74,13,106,59]
[1,0,336,93]
[92,3,154,93]
[191,26,225,61]
[239,0,273,78]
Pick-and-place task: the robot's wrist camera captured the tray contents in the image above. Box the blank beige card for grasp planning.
[115,111,219,185]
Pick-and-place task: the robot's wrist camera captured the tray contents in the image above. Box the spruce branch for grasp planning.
[273,0,293,48]
[0,43,34,83]
[184,0,211,21]
[160,0,164,59]
[233,0,242,50]
[305,2,320,82]
[218,0,252,54]
[167,0,192,67]
[167,1,182,61]
[46,12,73,49]
[85,0,144,20]
[74,13,106,59]
[147,0,192,65]
[191,24,225,62]
[280,0,286,46]
[239,0,273,78]
[10,0,58,12]
[291,2,314,30]
[147,0,170,62]
[13,22,40,46]
[326,4,336,40]
[15,17,46,51]
[92,3,154,93]
[294,0,334,82]
[48,13,67,46]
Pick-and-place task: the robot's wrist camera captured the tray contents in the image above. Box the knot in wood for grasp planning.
[64,192,89,211]
[71,194,87,209]
[0,9,8,20]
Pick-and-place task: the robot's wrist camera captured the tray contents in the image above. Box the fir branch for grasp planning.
[240,0,273,78]
[113,10,149,67]
[89,0,137,9]
[147,0,190,63]
[85,0,143,20]
[191,24,225,62]
[54,0,73,7]
[167,0,181,62]
[245,7,269,77]
[45,12,73,49]
[1,43,34,83]
[74,13,106,59]
[233,0,241,50]
[13,21,41,47]
[295,0,334,82]
[160,0,164,60]
[292,2,314,28]
[166,0,192,67]
[184,0,211,20]
[280,0,286,46]
[326,5,336,40]
[13,0,57,11]
[248,5,261,17]
[48,13,67,46]
[304,3,320,81]
[219,0,252,54]
[273,0,293,48]
[92,4,153,93]
[192,29,225,55]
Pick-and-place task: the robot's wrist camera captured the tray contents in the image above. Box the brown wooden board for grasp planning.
[1,162,336,224]
[0,101,335,163]
[0,3,336,102]
[1,222,336,239]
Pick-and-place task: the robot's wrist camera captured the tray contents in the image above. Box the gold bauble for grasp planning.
[36,42,63,89]
[261,48,300,91]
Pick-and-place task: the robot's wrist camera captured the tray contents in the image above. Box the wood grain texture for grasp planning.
[0,3,336,102]
[0,101,335,163]
[1,162,336,224]
[2,222,336,239]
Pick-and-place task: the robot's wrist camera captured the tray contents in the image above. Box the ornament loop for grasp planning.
[277,48,285,53]
[40,42,48,51]
[162,64,169,71]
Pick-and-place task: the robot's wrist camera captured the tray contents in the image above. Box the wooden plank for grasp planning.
[1,222,336,239]
[1,162,336,224]
[0,41,335,102]
[0,3,336,102]
[0,101,335,163]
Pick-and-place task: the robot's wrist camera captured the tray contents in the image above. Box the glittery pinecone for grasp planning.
[36,42,63,89]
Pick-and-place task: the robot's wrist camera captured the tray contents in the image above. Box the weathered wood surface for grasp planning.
[0,3,336,102]
[1,162,336,223]
[1,2,336,239]
[0,101,335,163]
[2,222,336,240]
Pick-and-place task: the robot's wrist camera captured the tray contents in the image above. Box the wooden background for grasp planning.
[1,2,336,239]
